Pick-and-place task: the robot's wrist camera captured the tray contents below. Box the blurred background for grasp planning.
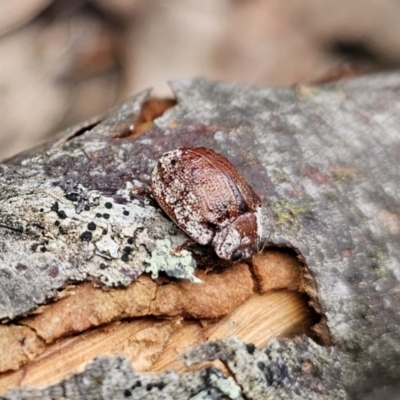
[0,1,400,398]
[1,0,400,161]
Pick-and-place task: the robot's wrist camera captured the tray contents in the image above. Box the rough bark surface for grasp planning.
[2,337,344,400]
[1,75,400,398]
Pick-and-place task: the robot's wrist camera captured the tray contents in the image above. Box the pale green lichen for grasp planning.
[144,238,201,283]
[208,372,242,399]
[272,169,290,184]
[270,198,311,229]
[190,371,242,400]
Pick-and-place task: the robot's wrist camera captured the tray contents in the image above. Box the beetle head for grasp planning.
[212,210,262,260]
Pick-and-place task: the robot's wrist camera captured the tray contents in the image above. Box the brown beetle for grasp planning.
[151,147,262,260]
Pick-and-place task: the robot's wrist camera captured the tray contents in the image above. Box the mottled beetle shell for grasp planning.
[151,147,262,260]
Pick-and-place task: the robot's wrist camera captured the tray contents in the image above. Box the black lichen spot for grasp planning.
[127,237,134,245]
[257,361,265,371]
[59,226,68,235]
[40,246,47,253]
[123,246,132,254]
[264,369,273,386]
[80,231,92,241]
[246,343,255,354]
[131,381,142,389]
[146,384,153,392]
[87,222,96,231]
[57,210,67,219]
[102,229,107,235]
[96,213,102,218]
[123,210,129,216]
[51,202,59,212]
[123,389,132,397]
[154,382,166,390]
[121,254,129,262]
[100,263,107,269]
[84,205,90,211]
[54,220,60,226]
[66,192,79,202]
[15,263,28,271]
[39,208,44,212]
[31,243,39,252]
[103,213,110,219]
[105,202,113,209]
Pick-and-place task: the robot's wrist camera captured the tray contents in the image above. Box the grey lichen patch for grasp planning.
[3,356,244,400]
[0,174,197,320]
[185,336,346,400]
[3,337,346,400]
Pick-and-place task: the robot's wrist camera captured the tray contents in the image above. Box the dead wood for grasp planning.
[1,74,400,399]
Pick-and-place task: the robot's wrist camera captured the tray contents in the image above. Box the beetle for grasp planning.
[151,147,262,261]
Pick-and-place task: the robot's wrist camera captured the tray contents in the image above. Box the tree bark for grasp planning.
[1,74,400,399]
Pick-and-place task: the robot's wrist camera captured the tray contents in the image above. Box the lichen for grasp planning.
[2,337,346,399]
[190,369,242,400]
[184,336,346,399]
[269,199,311,229]
[144,238,200,283]
[0,176,199,319]
[272,169,290,184]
